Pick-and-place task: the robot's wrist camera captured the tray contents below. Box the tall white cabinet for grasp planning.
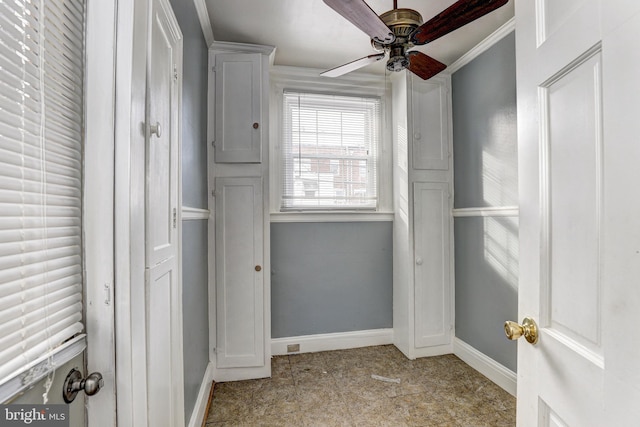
[392,72,454,359]
[208,42,274,381]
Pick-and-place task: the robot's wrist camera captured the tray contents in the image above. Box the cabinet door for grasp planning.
[214,53,262,163]
[413,182,451,348]
[215,177,264,368]
[411,77,449,170]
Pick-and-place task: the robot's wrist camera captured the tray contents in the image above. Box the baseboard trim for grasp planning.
[453,338,517,396]
[411,343,454,359]
[187,362,215,427]
[271,328,394,356]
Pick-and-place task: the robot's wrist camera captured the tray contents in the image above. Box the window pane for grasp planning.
[282,91,380,210]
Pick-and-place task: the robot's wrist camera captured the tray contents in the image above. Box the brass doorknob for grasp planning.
[255,265,262,272]
[504,317,539,344]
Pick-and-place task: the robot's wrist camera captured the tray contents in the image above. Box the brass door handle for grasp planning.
[504,317,539,344]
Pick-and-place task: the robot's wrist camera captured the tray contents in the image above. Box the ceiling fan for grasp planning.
[321,0,509,80]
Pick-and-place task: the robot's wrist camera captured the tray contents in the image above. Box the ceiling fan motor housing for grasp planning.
[371,8,423,72]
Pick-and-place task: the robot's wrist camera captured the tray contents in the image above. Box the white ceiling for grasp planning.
[203,0,514,75]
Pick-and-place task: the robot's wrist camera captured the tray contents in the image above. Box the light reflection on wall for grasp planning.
[396,123,409,223]
[483,215,519,290]
[480,111,519,207]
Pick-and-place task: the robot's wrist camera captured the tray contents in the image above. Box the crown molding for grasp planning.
[446,17,515,75]
[193,0,214,47]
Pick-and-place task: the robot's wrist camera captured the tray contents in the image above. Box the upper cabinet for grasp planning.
[214,52,263,163]
[410,78,450,170]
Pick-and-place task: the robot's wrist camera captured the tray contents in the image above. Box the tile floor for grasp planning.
[205,345,516,426]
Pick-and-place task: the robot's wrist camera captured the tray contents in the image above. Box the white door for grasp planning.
[215,177,265,370]
[515,0,640,425]
[145,0,184,426]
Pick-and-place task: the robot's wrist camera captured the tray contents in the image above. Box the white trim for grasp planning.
[182,206,210,220]
[84,0,117,423]
[453,338,517,396]
[114,0,149,424]
[0,335,86,403]
[270,212,394,223]
[271,65,387,88]
[193,0,214,47]
[410,344,454,360]
[271,329,394,356]
[187,362,214,427]
[211,41,276,62]
[452,206,519,217]
[446,18,516,75]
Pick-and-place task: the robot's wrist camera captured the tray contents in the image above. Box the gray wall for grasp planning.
[453,32,518,209]
[167,0,210,421]
[452,32,518,372]
[271,222,393,338]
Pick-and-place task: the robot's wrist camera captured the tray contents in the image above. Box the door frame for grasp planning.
[84,0,118,425]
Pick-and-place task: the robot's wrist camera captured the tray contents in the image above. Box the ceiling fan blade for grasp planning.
[410,0,509,45]
[406,51,447,80]
[321,53,386,78]
[323,0,395,44]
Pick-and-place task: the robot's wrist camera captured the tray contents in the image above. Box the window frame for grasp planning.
[270,67,393,222]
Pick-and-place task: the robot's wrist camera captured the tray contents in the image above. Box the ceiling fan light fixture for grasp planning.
[386,45,409,72]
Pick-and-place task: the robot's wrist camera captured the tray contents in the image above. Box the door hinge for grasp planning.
[173,207,177,228]
[173,65,179,81]
[211,189,216,198]
[104,283,111,305]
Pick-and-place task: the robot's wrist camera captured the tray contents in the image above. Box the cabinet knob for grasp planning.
[414,132,421,140]
[416,257,423,265]
[149,122,162,138]
[255,265,262,272]
[253,122,259,129]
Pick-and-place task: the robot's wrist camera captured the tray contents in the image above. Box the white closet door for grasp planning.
[413,182,451,348]
[145,0,183,425]
[215,177,264,368]
[214,53,262,163]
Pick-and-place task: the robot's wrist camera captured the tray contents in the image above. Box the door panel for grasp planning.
[542,51,603,356]
[215,177,264,368]
[410,77,449,170]
[146,258,176,427]
[146,0,179,268]
[413,182,451,348]
[214,53,262,163]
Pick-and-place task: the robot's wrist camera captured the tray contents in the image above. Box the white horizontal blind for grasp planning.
[0,0,85,387]
[282,91,380,210]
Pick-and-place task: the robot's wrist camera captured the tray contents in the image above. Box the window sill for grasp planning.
[0,334,86,403]
[270,211,394,223]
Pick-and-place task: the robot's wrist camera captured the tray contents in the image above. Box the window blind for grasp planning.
[281,91,380,210]
[0,0,85,388]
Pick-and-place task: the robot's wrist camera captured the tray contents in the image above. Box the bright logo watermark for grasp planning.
[0,405,68,426]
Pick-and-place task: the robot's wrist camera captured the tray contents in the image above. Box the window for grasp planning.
[0,0,85,398]
[281,91,381,210]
